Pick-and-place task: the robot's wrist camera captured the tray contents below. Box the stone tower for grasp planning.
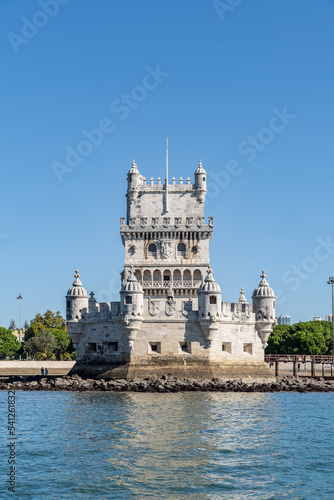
[120,160,214,301]
[65,156,276,382]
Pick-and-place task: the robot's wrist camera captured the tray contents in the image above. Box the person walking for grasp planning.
[44,367,48,376]
[41,367,44,376]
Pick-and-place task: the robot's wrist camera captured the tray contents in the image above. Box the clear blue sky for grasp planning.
[1,0,334,327]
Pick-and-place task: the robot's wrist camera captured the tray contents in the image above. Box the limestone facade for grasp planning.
[66,159,276,377]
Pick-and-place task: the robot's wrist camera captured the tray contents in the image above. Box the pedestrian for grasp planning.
[41,367,44,376]
[297,363,301,372]
[45,367,48,376]
[304,363,307,373]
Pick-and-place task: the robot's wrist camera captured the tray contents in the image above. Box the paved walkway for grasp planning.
[0,361,75,376]
[266,361,334,377]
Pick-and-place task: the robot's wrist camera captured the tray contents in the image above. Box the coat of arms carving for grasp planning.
[186,217,193,228]
[129,217,136,228]
[165,298,176,317]
[152,217,159,228]
[160,240,172,259]
[148,299,160,316]
[182,299,193,318]
[174,217,181,228]
[163,217,170,228]
[197,217,204,227]
[140,217,147,228]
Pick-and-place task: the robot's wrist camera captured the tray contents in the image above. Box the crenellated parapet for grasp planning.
[126,160,208,222]
[121,216,213,231]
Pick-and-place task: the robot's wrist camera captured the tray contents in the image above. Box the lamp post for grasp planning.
[327,277,334,355]
[16,294,23,342]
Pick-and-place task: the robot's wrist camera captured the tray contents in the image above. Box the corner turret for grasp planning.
[194,160,207,203]
[252,270,276,348]
[198,266,222,343]
[127,160,141,205]
[120,268,144,348]
[66,270,89,321]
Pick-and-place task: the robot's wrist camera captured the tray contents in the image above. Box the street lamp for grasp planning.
[327,277,334,355]
[16,294,23,342]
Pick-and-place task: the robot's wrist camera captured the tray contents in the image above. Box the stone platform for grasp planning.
[70,358,275,383]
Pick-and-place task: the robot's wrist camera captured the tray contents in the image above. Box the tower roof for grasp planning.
[121,268,143,292]
[128,160,139,175]
[195,160,206,175]
[66,270,88,297]
[252,270,275,298]
[199,266,221,293]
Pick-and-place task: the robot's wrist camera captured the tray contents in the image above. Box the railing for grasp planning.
[142,279,200,288]
[265,354,334,363]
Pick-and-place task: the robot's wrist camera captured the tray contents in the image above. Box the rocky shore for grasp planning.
[1,374,334,392]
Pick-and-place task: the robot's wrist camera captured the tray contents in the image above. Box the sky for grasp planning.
[1,0,334,328]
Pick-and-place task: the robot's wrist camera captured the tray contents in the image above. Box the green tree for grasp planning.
[0,327,22,359]
[48,328,72,357]
[9,318,16,331]
[266,321,333,355]
[25,310,66,340]
[24,330,58,359]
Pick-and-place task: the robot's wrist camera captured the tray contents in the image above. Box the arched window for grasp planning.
[209,296,217,305]
[66,301,70,309]
[177,242,186,257]
[134,269,142,283]
[153,269,162,286]
[193,269,202,285]
[148,243,157,257]
[125,295,132,304]
[163,270,171,282]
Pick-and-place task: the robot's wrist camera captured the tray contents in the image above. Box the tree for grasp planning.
[266,321,333,355]
[0,327,22,359]
[48,328,72,357]
[24,330,58,359]
[25,310,66,340]
[9,318,16,331]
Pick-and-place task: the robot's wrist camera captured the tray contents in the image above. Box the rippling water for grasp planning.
[1,391,334,499]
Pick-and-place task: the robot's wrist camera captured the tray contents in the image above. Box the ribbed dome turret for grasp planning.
[128,160,139,174]
[195,160,206,174]
[66,270,88,297]
[252,271,275,298]
[199,266,221,292]
[121,268,143,292]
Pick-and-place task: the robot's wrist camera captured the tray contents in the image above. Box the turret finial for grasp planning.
[75,270,80,278]
[261,270,267,279]
[238,287,247,303]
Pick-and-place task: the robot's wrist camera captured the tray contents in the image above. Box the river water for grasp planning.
[1,391,334,499]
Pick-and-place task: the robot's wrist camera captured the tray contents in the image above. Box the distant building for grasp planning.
[277,314,291,325]
[313,317,322,321]
[10,329,25,341]
[325,315,334,323]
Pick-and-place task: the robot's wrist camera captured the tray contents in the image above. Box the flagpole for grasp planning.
[165,138,169,213]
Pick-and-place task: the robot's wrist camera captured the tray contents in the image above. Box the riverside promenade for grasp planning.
[0,361,75,376]
[265,355,334,378]
[1,357,333,379]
